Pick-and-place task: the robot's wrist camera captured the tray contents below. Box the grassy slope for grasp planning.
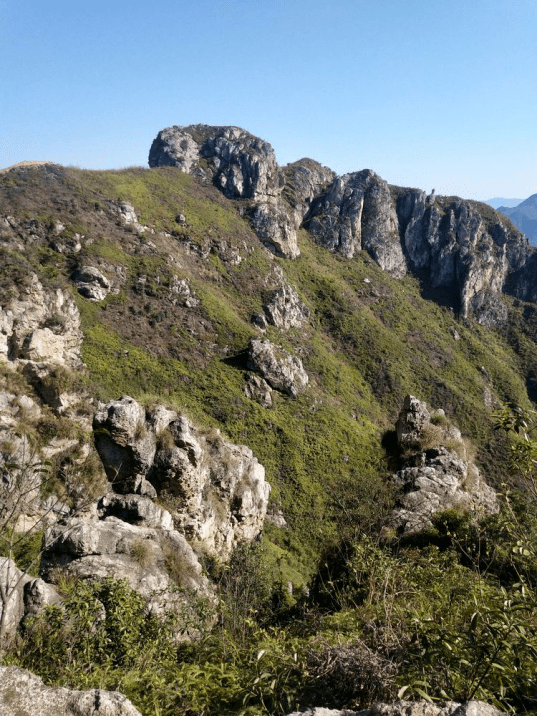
[0,164,534,582]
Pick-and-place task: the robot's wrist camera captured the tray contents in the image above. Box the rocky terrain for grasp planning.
[1,126,537,715]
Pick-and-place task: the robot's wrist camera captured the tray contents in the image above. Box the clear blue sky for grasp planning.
[1,0,535,200]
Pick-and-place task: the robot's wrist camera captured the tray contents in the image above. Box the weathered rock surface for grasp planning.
[307,170,407,278]
[243,373,273,407]
[0,273,83,368]
[263,284,310,330]
[148,124,300,258]
[0,559,60,640]
[72,266,112,302]
[282,158,336,229]
[40,495,209,615]
[390,395,498,534]
[247,338,309,397]
[0,666,142,716]
[286,701,505,716]
[93,396,270,559]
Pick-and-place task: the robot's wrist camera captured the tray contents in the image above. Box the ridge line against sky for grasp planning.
[0,0,536,201]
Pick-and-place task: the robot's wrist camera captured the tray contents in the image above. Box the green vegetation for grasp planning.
[2,165,537,713]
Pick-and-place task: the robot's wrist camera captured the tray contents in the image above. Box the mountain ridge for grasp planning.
[2,128,537,714]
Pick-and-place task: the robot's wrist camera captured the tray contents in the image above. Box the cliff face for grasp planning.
[149,125,535,326]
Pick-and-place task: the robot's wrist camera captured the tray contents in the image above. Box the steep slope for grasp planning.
[498,193,537,246]
[1,159,536,581]
[2,149,537,715]
[150,125,537,326]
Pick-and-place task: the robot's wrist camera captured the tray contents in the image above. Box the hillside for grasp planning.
[498,193,537,246]
[1,128,537,715]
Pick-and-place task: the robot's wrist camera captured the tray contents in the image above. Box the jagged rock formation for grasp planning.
[262,284,310,330]
[243,373,273,407]
[149,124,537,325]
[247,338,309,397]
[389,395,498,534]
[0,666,142,716]
[149,125,300,258]
[40,494,210,619]
[0,272,82,369]
[93,396,270,558]
[287,702,505,716]
[306,170,406,277]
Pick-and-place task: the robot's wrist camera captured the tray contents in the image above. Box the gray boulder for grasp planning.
[72,266,111,302]
[0,559,60,640]
[243,373,273,407]
[263,284,310,330]
[247,338,309,398]
[0,666,142,716]
[0,558,32,640]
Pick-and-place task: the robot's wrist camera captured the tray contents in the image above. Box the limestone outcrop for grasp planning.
[0,666,142,716]
[286,702,505,716]
[395,190,529,320]
[93,396,270,559]
[306,170,407,278]
[72,266,112,302]
[0,558,60,640]
[247,338,309,398]
[149,125,300,258]
[148,125,537,325]
[40,494,209,617]
[389,395,498,534]
[0,272,82,369]
[263,284,310,330]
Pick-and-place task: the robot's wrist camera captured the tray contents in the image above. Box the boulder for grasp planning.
[72,266,111,302]
[0,558,32,640]
[0,559,60,640]
[0,666,142,716]
[263,284,310,330]
[243,373,273,407]
[247,338,309,398]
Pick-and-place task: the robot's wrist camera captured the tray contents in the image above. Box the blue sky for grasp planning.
[1,0,535,200]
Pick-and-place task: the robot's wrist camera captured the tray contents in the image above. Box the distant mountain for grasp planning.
[497,193,537,246]
[486,197,523,209]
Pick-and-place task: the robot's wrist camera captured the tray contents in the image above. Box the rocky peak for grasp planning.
[148,124,537,319]
[149,124,299,258]
[306,169,406,277]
